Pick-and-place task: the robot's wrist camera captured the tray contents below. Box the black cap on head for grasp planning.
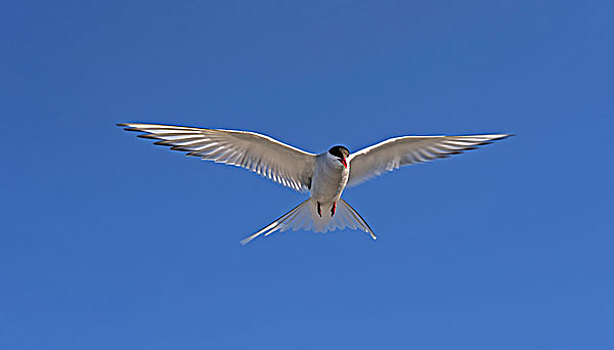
[328,145,350,159]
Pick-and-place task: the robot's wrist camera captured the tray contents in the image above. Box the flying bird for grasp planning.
[118,123,510,244]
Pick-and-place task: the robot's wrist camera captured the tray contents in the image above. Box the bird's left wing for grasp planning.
[347,134,511,187]
[118,123,316,192]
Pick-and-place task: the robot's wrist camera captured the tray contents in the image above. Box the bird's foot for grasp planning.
[331,202,336,217]
[317,202,322,217]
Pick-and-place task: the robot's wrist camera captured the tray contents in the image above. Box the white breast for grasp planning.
[310,153,349,204]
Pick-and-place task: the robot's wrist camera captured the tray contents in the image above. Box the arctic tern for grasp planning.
[118,123,510,244]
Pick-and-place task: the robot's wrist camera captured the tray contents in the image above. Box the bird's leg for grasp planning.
[317,201,322,217]
[331,202,337,217]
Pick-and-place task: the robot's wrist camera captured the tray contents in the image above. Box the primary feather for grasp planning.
[118,123,316,192]
[347,134,511,187]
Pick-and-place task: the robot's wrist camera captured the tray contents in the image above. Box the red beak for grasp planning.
[338,158,347,168]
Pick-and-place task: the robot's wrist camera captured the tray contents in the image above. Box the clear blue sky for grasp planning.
[2,1,613,348]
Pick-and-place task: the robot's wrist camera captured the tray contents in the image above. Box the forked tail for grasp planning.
[240,198,376,245]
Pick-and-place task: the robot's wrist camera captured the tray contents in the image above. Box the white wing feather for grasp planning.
[348,134,511,187]
[118,123,316,192]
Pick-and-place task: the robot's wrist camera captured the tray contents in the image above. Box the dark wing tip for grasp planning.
[116,123,136,130]
[117,123,143,132]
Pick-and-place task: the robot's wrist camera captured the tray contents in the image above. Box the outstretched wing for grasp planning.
[118,123,316,192]
[348,134,511,187]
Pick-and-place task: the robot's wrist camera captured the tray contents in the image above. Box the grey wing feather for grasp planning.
[347,134,511,187]
[118,123,316,192]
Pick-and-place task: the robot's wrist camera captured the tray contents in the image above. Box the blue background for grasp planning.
[2,1,613,348]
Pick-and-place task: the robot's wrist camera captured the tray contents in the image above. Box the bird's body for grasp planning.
[118,123,511,244]
[310,151,350,215]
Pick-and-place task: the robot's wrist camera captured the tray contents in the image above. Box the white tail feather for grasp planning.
[240,198,376,245]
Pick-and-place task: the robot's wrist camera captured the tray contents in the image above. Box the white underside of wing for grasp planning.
[347,134,511,187]
[119,123,316,192]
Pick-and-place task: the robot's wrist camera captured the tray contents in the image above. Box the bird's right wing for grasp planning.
[347,134,511,187]
[118,123,317,192]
